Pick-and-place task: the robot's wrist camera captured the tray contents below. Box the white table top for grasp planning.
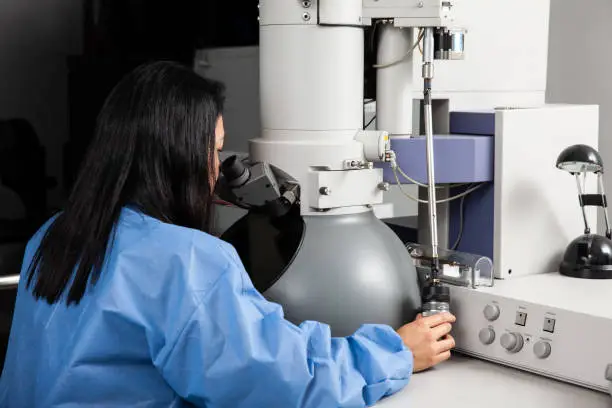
[377,354,611,407]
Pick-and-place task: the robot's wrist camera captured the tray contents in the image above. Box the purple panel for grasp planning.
[380,135,494,184]
[448,183,495,260]
[450,110,496,136]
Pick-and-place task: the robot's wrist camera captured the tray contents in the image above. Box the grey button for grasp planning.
[543,317,555,333]
[501,332,524,353]
[483,304,500,321]
[533,341,552,359]
[515,311,527,326]
[479,327,496,345]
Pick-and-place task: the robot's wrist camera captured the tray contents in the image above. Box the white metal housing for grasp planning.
[309,169,384,209]
[362,0,454,27]
[493,105,598,280]
[254,0,395,215]
[252,20,371,215]
[376,25,417,136]
[451,273,612,393]
[319,0,363,26]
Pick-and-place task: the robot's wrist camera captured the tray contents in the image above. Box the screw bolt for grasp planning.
[319,187,331,196]
[378,182,390,192]
[303,12,311,21]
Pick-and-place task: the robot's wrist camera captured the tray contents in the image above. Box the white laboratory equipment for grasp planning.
[204,0,612,398]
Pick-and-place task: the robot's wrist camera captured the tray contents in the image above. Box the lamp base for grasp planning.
[559,263,612,279]
[559,234,612,280]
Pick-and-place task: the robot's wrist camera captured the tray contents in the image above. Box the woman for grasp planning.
[0,61,456,407]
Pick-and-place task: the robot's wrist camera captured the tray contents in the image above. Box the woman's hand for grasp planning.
[396,312,456,372]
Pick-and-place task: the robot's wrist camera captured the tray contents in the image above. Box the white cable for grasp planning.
[396,162,469,190]
[392,167,484,204]
[392,167,423,202]
[373,30,424,69]
[397,165,436,188]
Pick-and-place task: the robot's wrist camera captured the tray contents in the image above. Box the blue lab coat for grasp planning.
[0,208,413,407]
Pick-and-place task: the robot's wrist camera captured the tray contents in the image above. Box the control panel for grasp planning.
[449,285,612,393]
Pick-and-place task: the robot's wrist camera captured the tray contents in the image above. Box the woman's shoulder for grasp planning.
[117,207,241,279]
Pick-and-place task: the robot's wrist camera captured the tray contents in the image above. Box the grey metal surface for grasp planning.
[377,354,611,407]
[264,210,422,337]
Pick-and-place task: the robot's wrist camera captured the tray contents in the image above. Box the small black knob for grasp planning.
[221,155,250,188]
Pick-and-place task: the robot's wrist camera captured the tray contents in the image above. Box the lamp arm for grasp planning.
[597,173,612,239]
[576,174,591,235]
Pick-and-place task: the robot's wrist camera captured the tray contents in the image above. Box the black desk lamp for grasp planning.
[556,144,612,279]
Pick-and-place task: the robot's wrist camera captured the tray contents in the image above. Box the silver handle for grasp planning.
[0,274,19,289]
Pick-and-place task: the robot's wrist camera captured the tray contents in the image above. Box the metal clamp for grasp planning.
[343,159,374,170]
[0,274,19,289]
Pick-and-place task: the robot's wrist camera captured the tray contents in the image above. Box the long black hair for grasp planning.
[26,61,225,305]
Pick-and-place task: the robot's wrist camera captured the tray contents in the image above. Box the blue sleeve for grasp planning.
[156,247,413,408]
[0,377,6,407]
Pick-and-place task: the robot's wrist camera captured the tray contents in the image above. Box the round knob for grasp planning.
[533,341,552,359]
[483,304,500,321]
[479,328,496,345]
[500,332,524,353]
[221,155,250,188]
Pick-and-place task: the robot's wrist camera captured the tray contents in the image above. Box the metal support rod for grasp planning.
[576,174,591,235]
[424,95,438,259]
[422,27,440,277]
[598,173,612,239]
[0,274,19,289]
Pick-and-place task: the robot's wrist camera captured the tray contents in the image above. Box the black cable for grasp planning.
[365,115,376,129]
[451,193,467,250]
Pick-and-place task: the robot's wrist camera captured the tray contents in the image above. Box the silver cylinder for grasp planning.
[424,100,438,260]
[422,63,434,79]
[376,25,415,136]
[450,29,466,60]
[598,173,611,238]
[421,27,440,268]
[422,301,450,317]
[422,27,435,64]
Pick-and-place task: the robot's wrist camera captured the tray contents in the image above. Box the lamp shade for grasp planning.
[556,144,603,173]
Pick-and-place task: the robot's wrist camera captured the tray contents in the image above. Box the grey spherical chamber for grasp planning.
[221,209,422,337]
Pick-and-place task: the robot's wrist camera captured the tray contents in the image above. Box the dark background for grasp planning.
[0,0,261,372]
[67,0,260,190]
